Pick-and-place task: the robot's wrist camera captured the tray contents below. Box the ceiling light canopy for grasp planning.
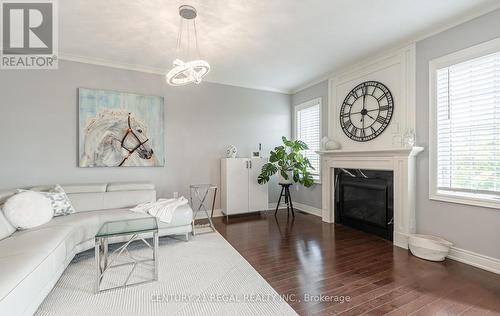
[166,5,210,86]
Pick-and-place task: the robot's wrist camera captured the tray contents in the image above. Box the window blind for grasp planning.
[436,50,500,196]
[296,101,321,179]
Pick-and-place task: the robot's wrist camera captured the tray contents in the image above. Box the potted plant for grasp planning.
[257,136,315,187]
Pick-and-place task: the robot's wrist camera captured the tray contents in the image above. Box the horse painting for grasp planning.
[78,88,164,167]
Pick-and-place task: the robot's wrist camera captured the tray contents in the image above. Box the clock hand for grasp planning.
[366,113,376,120]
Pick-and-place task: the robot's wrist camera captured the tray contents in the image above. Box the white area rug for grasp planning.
[35,232,297,316]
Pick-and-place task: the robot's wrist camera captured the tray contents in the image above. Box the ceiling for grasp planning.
[59,0,500,93]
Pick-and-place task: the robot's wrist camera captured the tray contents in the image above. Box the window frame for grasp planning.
[293,97,322,184]
[429,37,500,210]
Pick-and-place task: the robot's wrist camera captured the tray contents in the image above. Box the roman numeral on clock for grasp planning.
[360,128,365,138]
[375,116,386,124]
[361,85,367,95]
[379,105,389,111]
[350,126,359,136]
[344,120,352,130]
[377,94,386,102]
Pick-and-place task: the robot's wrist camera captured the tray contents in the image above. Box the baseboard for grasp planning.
[267,202,322,217]
[393,232,409,250]
[447,246,500,275]
[393,232,499,275]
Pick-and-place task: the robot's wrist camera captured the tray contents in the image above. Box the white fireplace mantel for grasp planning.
[318,146,424,249]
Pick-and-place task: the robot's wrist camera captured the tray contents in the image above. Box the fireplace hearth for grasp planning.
[334,169,394,240]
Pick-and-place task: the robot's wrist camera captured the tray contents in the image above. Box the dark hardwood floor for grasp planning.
[210,210,500,316]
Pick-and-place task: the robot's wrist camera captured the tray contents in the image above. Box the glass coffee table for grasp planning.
[95,217,159,293]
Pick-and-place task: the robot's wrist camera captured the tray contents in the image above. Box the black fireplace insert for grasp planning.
[334,169,393,240]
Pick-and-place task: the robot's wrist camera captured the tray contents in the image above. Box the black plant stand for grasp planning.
[275,183,294,217]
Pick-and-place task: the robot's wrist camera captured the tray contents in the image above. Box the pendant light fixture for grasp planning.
[166,5,210,86]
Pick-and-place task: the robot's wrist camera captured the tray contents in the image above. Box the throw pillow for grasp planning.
[19,184,76,216]
[0,209,16,240]
[3,191,53,230]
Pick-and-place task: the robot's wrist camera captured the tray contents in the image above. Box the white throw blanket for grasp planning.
[131,197,188,224]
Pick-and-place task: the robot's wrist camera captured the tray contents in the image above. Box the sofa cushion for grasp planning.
[106,182,155,192]
[2,226,75,257]
[61,183,107,193]
[0,225,74,302]
[158,204,193,229]
[26,212,102,247]
[67,190,156,213]
[0,190,16,205]
[20,185,76,217]
[3,191,53,230]
[0,252,52,303]
[0,211,15,241]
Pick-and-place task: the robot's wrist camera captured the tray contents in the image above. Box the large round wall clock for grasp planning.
[339,81,394,142]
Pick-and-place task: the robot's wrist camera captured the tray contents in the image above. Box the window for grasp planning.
[295,98,321,181]
[430,38,500,209]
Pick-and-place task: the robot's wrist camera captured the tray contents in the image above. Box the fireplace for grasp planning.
[334,169,394,240]
[319,147,423,248]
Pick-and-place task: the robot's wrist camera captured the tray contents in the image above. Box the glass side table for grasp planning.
[95,217,159,293]
[189,184,217,235]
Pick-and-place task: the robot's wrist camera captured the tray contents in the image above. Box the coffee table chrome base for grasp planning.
[95,232,158,293]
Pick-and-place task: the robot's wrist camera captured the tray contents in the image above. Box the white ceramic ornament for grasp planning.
[226,145,237,158]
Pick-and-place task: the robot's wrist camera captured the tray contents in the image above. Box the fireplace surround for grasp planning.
[319,147,424,249]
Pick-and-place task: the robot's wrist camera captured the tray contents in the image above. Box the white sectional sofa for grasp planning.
[0,182,193,316]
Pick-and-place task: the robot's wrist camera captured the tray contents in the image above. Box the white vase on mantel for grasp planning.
[321,136,341,151]
[278,170,294,184]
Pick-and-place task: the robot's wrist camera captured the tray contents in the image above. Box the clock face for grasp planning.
[339,81,394,142]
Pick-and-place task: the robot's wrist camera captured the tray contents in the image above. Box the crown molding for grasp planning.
[59,53,291,94]
[290,2,500,94]
[59,53,165,75]
[201,79,291,94]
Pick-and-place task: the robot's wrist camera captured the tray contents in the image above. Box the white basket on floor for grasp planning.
[408,234,453,262]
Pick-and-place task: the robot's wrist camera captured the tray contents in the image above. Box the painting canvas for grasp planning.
[79,88,164,167]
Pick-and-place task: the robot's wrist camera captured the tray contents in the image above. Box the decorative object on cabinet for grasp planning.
[189,184,217,235]
[226,145,237,158]
[321,136,341,150]
[339,81,394,142]
[221,158,269,220]
[257,136,314,187]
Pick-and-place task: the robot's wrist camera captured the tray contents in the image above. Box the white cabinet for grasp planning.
[221,158,269,216]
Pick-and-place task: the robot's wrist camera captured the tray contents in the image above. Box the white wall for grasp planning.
[415,9,500,259]
[0,60,291,206]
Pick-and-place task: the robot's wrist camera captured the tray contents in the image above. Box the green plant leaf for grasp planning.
[280,169,289,180]
[257,136,316,188]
